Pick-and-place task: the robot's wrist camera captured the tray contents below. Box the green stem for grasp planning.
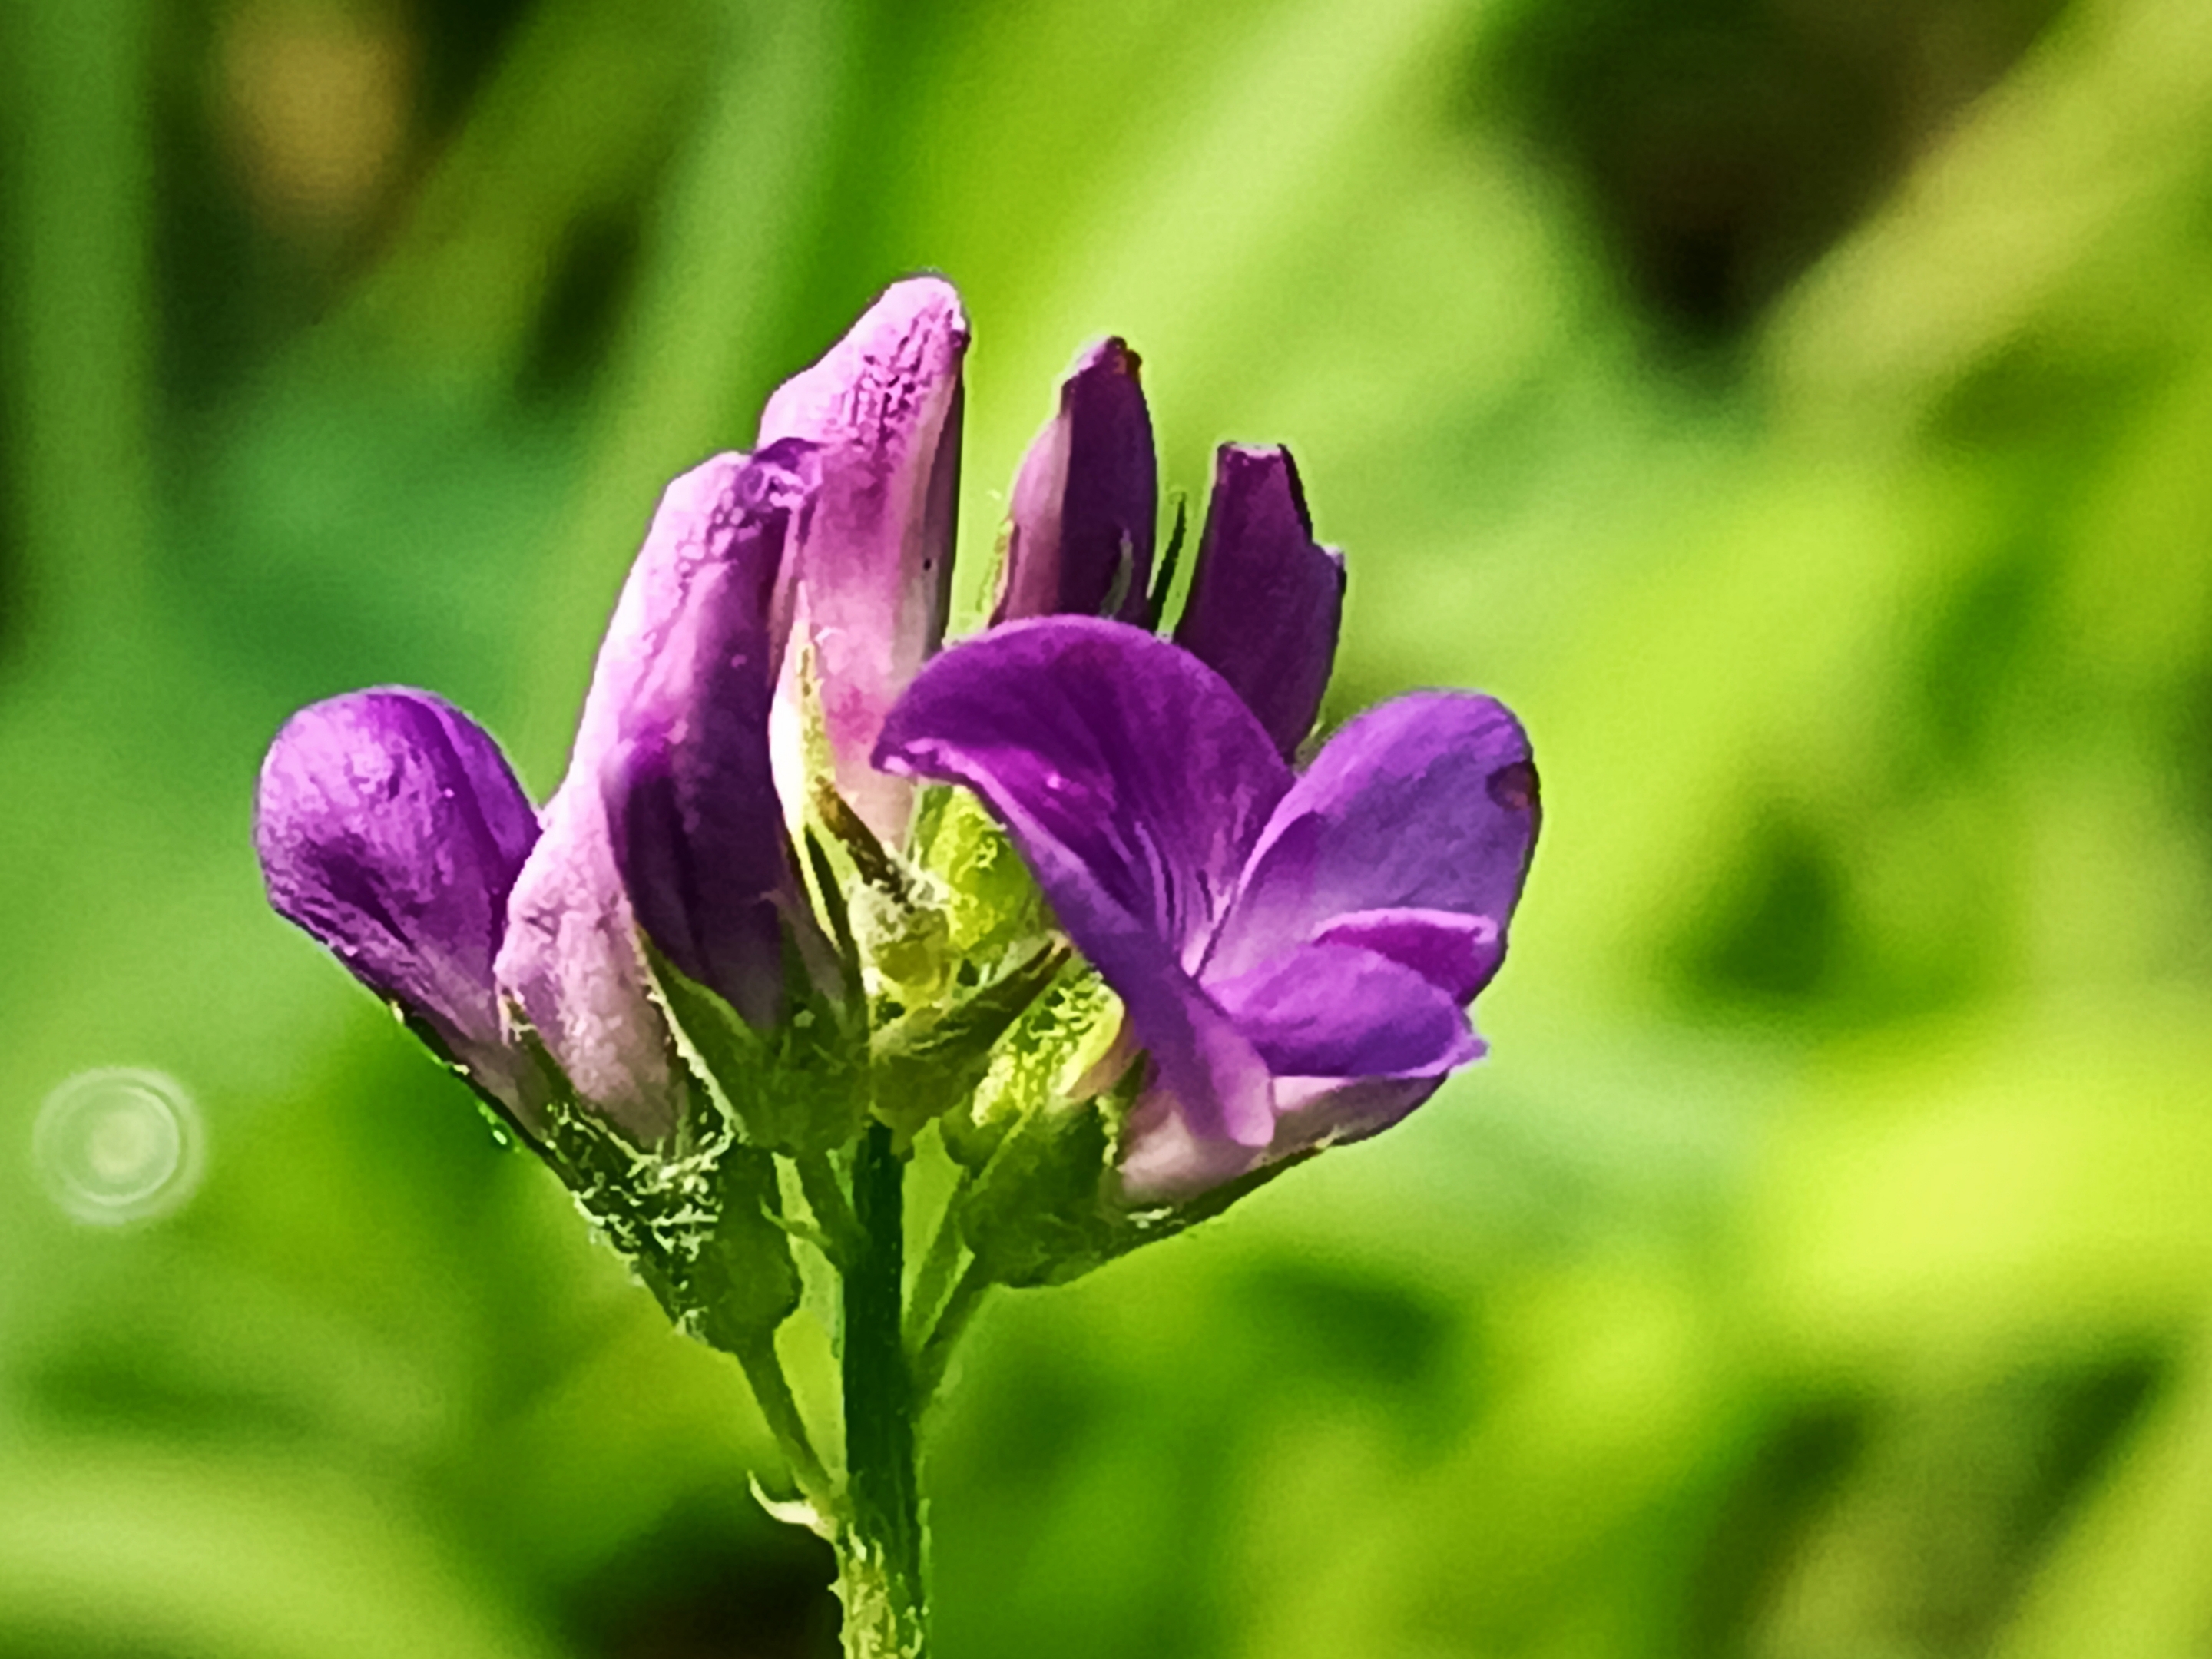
[901,1167,973,1356]
[796,1149,864,1268]
[730,1330,836,1524]
[912,1257,992,1412]
[837,1123,927,1657]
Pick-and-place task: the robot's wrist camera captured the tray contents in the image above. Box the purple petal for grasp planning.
[565,450,804,786]
[991,338,1157,627]
[1207,693,1538,988]
[1118,939,1481,1200]
[1172,445,1343,757]
[1119,1075,1448,1204]
[498,449,810,1141]
[1207,940,1483,1081]
[495,797,675,1141]
[759,276,969,843]
[1118,1091,1271,1201]
[876,619,1290,966]
[601,447,816,1031]
[1310,908,1503,1003]
[1263,1074,1443,1160]
[256,688,539,1114]
[875,618,1293,1144]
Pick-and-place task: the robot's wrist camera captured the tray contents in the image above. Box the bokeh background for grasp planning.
[5,0,2212,1652]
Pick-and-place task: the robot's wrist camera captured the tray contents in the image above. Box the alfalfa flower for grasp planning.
[878,618,1536,1201]
[253,273,1545,1655]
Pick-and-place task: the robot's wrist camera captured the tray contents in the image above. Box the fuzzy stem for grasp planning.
[836,1123,927,1657]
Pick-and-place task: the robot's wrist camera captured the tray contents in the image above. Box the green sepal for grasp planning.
[501,1008,801,1344]
[1098,535,1139,620]
[955,1043,1318,1289]
[687,1146,805,1348]
[955,1092,1124,1287]
[811,777,959,1005]
[1142,492,1190,630]
[800,830,864,1002]
[960,1101,1316,1289]
[942,965,1121,1171]
[914,786,1046,962]
[959,515,1017,639]
[637,929,870,1158]
[854,882,955,1005]
[870,943,1068,1139]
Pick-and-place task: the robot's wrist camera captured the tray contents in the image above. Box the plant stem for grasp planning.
[796,1148,864,1267]
[901,1166,973,1356]
[730,1330,837,1524]
[836,1122,927,1657]
[912,1257,992,1411]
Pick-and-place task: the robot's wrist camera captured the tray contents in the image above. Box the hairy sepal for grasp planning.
[502,1005,801,1344]
[870,942,1068,1140]
[637,927,869,1158]
[939,965,1120,1172]
[913,786,1047,962]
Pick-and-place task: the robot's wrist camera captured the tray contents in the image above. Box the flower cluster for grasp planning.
[254,277,1538,1303]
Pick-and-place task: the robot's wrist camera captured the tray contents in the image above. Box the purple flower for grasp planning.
[496,445,820,1142]
[758,277,969,845]
[256,688,541,1119]
[875,618,1537,1200]
[992,339,1157,627]
[1173,445,1343,758]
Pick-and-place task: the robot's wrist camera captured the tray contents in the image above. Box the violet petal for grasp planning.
[498,449,809,1141]
[1129,937,1482,1199]
[1206,940,1483,1081]
[1310,907,1503,1003]
[1207,691,1538,987]
[759,276,969,843]
[1265,1075,1444,1157]
[992,338,1157,627]
[874,618,1293,1144]
[1173,445,1344,757]
[256,688,539,1113]
[601,445,815,1032]
[1118,1089,1273,1201]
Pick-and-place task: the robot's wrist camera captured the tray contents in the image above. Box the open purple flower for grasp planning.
[496,443,822,1143]
[256,688,541,1120]
[875,618,1537,1200]
[759,276,969,846]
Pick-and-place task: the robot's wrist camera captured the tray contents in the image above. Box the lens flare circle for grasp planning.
[33,1068,204,1224]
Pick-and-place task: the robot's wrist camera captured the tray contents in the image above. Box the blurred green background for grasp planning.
[5,0,2212,1652]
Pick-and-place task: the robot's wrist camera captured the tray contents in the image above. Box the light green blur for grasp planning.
[2,0,2208,1654]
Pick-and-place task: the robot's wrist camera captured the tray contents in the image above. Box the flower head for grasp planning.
[876,618,1537,1200]
[255,271,1539,1237]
